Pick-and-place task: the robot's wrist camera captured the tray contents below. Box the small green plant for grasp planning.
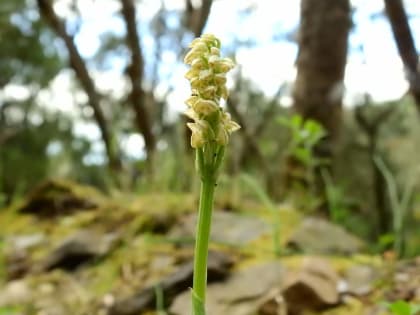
[0,306,22,315]
[278,114,326,171]
[321,169,350,224]
[383,300,420,315]
[374,155,416,257]
[278,114,327,209]
[240,173,281,256]
[184,34,239,315]
[154,285,167,315]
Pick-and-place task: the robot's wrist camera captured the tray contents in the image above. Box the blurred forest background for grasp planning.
[1,0,420,314]
[2,0,419,252]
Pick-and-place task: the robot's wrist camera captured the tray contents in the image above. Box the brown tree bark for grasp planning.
[290,0,351,209]
[293,0,351,154]
[120,0,156,170]
[185,0,213,37]
[384,0,420,112]
[37,0,121,171]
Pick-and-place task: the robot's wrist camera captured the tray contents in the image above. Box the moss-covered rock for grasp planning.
[17,179,105,217]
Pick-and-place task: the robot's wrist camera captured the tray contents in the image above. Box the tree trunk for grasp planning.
[37,0,121,171]
[290,0,351,209]
[384,0,420,112]
[185,0,213,37]
[293,0,351,152]
[120,0,156,172]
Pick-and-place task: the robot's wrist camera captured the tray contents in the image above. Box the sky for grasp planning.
[3,0,420,161]
[42,0,420,113]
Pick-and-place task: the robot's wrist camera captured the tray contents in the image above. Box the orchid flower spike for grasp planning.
[184,34,240,149]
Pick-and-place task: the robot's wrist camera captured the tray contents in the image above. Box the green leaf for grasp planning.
[293,147,311,165]
[192,290,206,315]
[388,300,412,315]
[411,304,420,315]
[379,233,395,248]
[304,119,324,134]
[291,114,303,128]
[276,116,291,127]
[0,307,20,315]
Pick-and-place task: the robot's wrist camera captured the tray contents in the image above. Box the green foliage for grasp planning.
[0,0,418,269]
[277,114,327,210]
[384,300,420,315]
[0,238,4,282]
[0,1,61,87]
[374,156,416,257]
[278,114,327,168]
[240,173,281,256]
[1,107,68,202]
[0,0,66,203]
[321,169,351,224]
[154,285,167,315]
[0,102,117,203]
[0,307,22,315]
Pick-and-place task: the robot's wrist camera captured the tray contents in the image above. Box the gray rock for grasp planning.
[215,262,284,303]
[170,211,270,246]
[170,261,285,315]
[0,280,32,307]
[3,233,46,279]
[342,265,377,296]
[18,179,100,217]
[286,217,365,255]
[282,257,340,314]
[258,288,287,315]
[108,250,233,315]
[40,229,119,271]
[8,233,45,251]
[5,248,30,280]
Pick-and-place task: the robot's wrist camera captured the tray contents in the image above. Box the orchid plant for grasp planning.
[184,34,240,315]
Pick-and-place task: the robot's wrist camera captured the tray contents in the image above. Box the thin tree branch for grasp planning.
[183,0,213,37]
[37,0,120,170]
[194,0,212,37]
[120,0,156,161]
[384,0,420,110]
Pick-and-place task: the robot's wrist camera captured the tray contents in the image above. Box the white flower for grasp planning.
[199,69,213,81]
[185,96,199,107]
[184,43,208,64]
[210,47,220,56]
[200,86,217,99]
[215,58,235,73]
[192,99,219,116]
[187,120,209,148]
[184,34,239,148]
[191,58,206,69]
[221,112,241,133]
[218,85,229,100]
[214,74,227,85]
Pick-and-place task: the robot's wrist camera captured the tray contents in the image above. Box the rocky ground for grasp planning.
[0,179,419,315]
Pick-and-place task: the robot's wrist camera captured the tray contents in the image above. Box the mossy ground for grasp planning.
[0,180,418,315]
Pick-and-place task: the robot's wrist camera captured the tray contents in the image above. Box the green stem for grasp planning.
[154,285,165,315]
[192,176,216,304]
